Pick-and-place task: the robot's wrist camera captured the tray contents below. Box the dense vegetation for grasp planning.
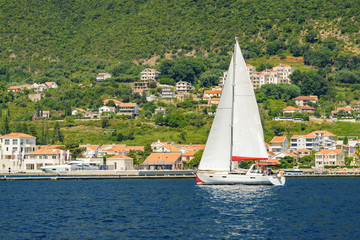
[0,0,359,151]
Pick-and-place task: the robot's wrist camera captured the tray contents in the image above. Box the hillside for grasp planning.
[0,0,359,82]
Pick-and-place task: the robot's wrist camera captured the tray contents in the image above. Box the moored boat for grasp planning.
[196,38,285,186]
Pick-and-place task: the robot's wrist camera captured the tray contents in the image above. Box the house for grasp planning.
[44,82,58,89]
[311,131,336,149]
[141,152,182,170]
[161,87,175,98]
[203,90,222,100]
[28,93,42,102]
[301,105,315,113]
[0,133,37,171]
[177,144,206,153]
[133,81,149,90]
[181,150,197,163]
[99,106,116,114]
[315,149,344,167]
[42,110,50,119]
[24,148,70,171]
[282,106,300,114]
[140,68,160,80]
[103,99,122,107]
[96,73,112,81]
[176,81,192,93]
[296,148,312,157]
[133,89,145,95]
[80,144,100,158]
[293,96,318,107]
[7,86,24,93]
[208,98,220,105]
[98,144,144,157]
[290,134,319,151]
[246,64,256,74]
[270,151,299,162]
[331,106,352,118]
[106,155,134,170]
[118,103,138,115]
[272,64,294,84]
[269,136,288,153]
[29,83,48,93]
[72,108,87,116]
[218,71,228,88]
[151,140,181,153]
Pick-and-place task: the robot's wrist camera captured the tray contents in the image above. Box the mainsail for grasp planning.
[198,39,268,172]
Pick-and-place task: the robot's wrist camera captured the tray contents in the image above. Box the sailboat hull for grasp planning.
[196,172,285,186]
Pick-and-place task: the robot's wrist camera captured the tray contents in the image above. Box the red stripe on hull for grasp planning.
[232,156,268,161]
[196,174,205,184]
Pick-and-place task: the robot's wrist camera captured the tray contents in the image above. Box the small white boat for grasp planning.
[196,38,285,186]
[40,159,99,173]
[284,166,303,175]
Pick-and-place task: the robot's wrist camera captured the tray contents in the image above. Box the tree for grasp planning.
[45,123,50,145]
[64,116,75,127]
[189,149,203,168]
[343,136,349,145]
[102,118,110,128]
[53,122,64,143]
[4,114,9,134]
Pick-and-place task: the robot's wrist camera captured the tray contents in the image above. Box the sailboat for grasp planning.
[196,38,285,185]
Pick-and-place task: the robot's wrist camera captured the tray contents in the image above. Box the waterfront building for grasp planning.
[141,152,182,170]
[0,133,36,172]
[311,131,336,149]
[290,134,319,152]
[24,148,70,171]
[106,155,134,170]
[315,149,344,167]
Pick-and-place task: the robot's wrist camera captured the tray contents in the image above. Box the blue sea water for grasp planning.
[0,178,360,239]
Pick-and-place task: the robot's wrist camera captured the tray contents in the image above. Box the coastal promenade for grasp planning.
[2,170,360,180]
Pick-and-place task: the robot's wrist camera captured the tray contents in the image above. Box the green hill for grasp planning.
[0,0,359,81]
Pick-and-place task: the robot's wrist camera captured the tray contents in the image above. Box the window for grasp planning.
[13,139,18,145]
[13,147,18,152]
[5,139,9,145]
[52,156,57,159]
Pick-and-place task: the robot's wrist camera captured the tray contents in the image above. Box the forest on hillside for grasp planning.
[0,0,359,84]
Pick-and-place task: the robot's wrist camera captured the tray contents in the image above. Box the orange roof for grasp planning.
[80,145,99,151]
[271,136,286,143]
[143,153,182,164]
[268,151,276,157]
[204,90,222,94]
[100,144,127,152]
[120,103,137,107]
[183,150,197,157]
[319,149,343,155]
[208,98,220,101]
[45,82,55,86]
[246,64,255,67]
[284,152,299,157]
[133,89,144,93]
[297,148,311,152]
[22,84,31,88]
[274,64,292,68]
[75,108,86,113]
[301,105,315,110]
[160,142,181,152]
[28,148,62,154]
[98,73,109,76]
[180,144,206,151]
[1,133,35,138]
[282,106,300,111]
[145,68,160,73]
[311,131,335,137]
[291,133,316,139]
[103,99,122,104]
[337,107,351,111]
[293,96,318,100]
[8,86,23,90]
[107,155,133,160]
[125,146,145,152]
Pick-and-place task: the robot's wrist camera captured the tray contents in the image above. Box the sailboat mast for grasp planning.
[229,37,237,171]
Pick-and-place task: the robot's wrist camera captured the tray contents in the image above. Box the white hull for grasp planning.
[197,172,285,186]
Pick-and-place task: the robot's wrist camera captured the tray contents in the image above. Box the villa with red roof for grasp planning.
[293,96,318,106]
[118,102,138,115]
[311,131,336,149]
[296,148,312,157]
[282,106,300,114]
[141,152,182,170]
[269,136,288,153]
[290,133,319,152]
[106,155,134,170]
[203,90,222,100]
[315,149,344,167]
[103,99,122,107]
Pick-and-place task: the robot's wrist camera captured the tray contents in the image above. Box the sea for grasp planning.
[1,177,360,239]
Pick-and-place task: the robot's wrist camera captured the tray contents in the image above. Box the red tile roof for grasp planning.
[282,106,300,111]
[108,155,133,160]
[319,149,343,155]
[143,153,182,164]
[1,133,36,138]
[271,136,286,142]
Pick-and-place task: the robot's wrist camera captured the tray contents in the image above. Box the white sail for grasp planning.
[198,56,234,171]
[232,40,268,160]
[199,38,267,172]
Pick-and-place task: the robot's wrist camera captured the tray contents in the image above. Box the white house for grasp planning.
[290,134,319,152]
[272,64,294,84]
[161,88,175,98]
[118,103,138,115]
[45,82,58,89]
[176,81,192,93]
[99,106,116,114]
[42,110,50,119]
[96,73,112,81]
[293,96,318,107]
[203,90,222,100]
[269,136,288,153]
[140,68,160,80]
[24,148,71,171]
[106,155,134,170]
[311,131,336,149]
[72,108,87,116]
[0,133,37,171]
[315,149,344,167]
